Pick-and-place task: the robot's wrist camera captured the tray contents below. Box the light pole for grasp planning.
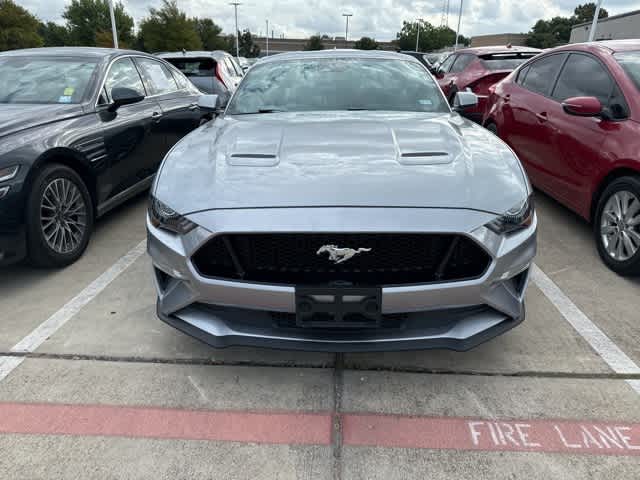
[588,0,603,42]
[416,20,421,51]
[266,19,269,56]
[230,2,241,58]
[342,13,353,43]
[454,0,464,51]
[108,0,118,49]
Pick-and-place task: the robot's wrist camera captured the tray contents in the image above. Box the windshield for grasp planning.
[481,53,539,71]
[227,57,449,114]
[164,57,216,78]
[615,51,640,91]
[0,56,98,104]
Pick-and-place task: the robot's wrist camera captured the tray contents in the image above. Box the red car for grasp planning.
[483,40,640,275]
[435,45,541,123]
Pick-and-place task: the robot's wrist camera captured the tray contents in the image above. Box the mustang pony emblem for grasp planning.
[317,245,372,264]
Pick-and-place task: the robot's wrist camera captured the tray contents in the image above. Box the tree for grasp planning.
[38,21,69,47]
[194,18,227,51]
[396,20,467,52]
[138,0,202,52]
[574,3,608,24]
[0,0,43,51]
[238,29,260,57]
[304,35,324,51]
[354,37,378,50]
[63,0,134,47]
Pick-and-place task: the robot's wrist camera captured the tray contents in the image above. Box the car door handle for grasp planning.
[536,112,548,122]
[504,94,511,103]
[188,103,199,111]
[151,111,163,122]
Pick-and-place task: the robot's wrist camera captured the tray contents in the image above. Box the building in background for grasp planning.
[570,9,640,43]
[470,33,528,47]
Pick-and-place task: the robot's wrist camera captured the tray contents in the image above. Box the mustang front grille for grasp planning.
[191,233,491,286]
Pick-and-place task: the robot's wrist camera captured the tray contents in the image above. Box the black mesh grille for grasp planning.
[191,233,491,286]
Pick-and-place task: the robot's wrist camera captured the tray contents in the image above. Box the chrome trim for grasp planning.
[97,174,154,217]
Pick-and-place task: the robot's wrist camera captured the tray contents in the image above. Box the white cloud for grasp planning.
[19,0,640,40]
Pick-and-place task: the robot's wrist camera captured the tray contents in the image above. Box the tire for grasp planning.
[485,122,498,136]
[594,176,640,276]
[26,163,94,268]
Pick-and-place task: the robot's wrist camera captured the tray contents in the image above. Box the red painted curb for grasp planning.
[343,414,640,456]
[0,402,332,445]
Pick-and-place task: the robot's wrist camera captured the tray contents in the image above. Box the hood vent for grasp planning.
[228,152,279,166]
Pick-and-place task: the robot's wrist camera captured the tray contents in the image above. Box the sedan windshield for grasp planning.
[227,57,448,114]
[615,51,640,91]
[0,56,98,104]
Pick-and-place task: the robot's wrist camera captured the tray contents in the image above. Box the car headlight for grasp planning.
[486,195,534,234]
[148,196,197,234]
[0,165,19,183]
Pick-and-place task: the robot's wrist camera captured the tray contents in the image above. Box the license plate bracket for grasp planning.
[295,286,382,328]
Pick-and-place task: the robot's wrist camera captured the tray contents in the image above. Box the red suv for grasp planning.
[483,40,640,275]
[435,45,541,123]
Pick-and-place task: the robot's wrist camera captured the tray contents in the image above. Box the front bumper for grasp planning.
[148,207,537,352]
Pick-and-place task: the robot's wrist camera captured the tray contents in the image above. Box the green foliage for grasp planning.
[526,3,610,48]
[194,17,227,51]
[63,0,134,47]
[0,0,43,51]
[38,21,70,47]
[396,20,468,52]
[304,35,324,51]
[238,29,260,57]
[354,36,379,50]
[138,0,202,52]
[574,2,608,24]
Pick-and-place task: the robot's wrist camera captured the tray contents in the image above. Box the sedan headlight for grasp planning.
[486,195,534,235]
[0,165,19,183]
[149,196,197,234]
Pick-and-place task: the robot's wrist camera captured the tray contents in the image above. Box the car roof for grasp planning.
[260,49,422,64]
[551,39,640,54]
[0,46,145,59]
[157,50,230,60]
[454,45,542,56]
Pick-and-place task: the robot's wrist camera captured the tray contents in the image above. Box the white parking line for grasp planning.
[0,240,146,383]
[531,264,640,394]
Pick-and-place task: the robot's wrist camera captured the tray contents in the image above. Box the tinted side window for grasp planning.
[439,54,456,73]
[170,67,191,90]
[553,53,612,105]
[103,57,145,102]
[135,58,178,95]
[516,65,530,85]
[521,54,566,96]
[449,54,475,73]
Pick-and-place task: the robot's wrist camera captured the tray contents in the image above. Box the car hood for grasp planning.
[0,103,85,139]
[154,111,529,215]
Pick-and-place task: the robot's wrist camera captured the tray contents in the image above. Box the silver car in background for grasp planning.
[147,50,536,352]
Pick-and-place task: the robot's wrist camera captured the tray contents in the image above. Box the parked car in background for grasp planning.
[483,40,640,275]
[148,50,536,352]
[435,45,541,122]
[399,51,437,73]
[157,51,244,102]
[0,47,207,267]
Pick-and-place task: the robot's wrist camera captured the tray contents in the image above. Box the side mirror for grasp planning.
[562,96,602,117]
[108,87,144,112]
[453,91,478,111]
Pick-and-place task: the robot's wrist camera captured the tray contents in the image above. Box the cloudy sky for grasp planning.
[20,0,640,41]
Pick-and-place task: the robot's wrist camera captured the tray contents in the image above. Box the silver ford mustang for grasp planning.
[147,50,536,352]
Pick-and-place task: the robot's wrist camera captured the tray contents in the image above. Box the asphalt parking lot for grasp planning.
[0,190,639,479]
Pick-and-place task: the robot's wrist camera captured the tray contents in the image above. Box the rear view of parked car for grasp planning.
[484,40,640,275]
[435,45,541,122]
[158,51,244,103]
[0,47,207,267]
